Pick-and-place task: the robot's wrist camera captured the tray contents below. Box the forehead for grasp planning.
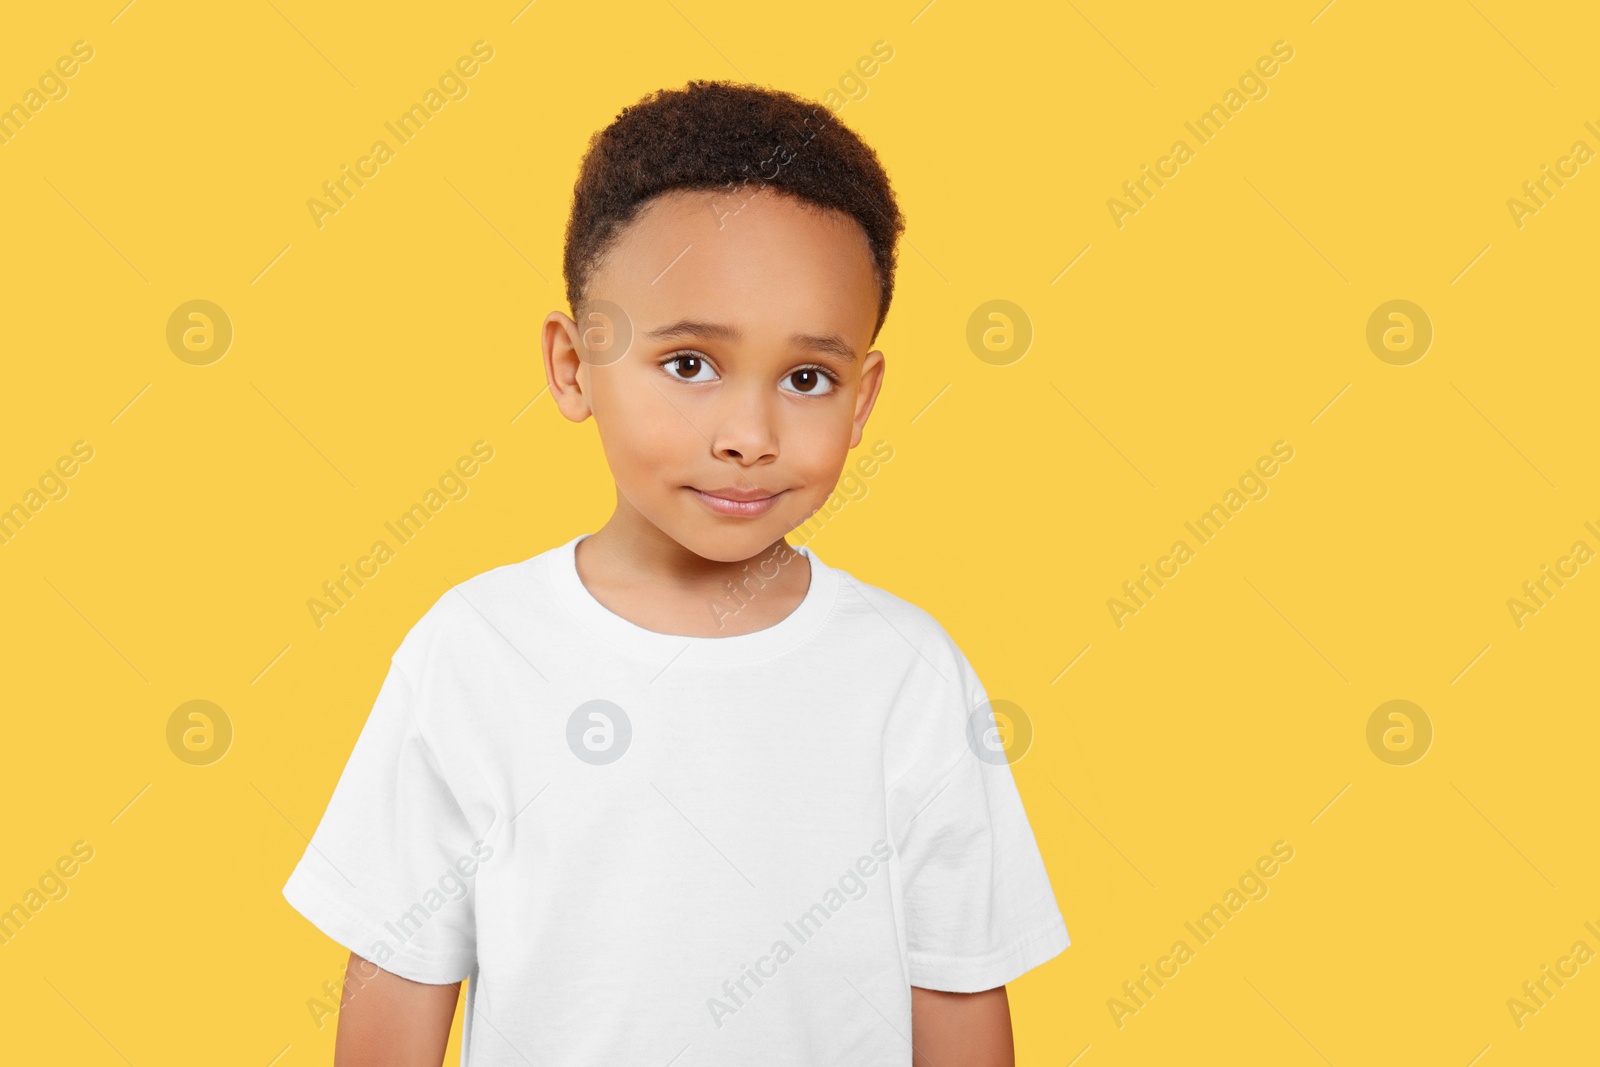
[591,188,880,345]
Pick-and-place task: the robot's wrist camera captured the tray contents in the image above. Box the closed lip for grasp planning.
[692,486,782,502]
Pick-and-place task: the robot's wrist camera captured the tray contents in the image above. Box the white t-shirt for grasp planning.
[282,533,1070,1064]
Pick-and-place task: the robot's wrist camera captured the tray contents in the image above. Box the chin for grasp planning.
[648,503,786,563]
[673,525,779,564]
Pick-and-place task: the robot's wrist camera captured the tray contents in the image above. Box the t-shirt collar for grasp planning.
[542,533,840,666]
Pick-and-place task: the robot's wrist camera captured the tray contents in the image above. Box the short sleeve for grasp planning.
[281,657,484,984]
[888,653,1071,993]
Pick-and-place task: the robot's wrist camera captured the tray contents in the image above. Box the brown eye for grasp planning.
[782,366,836,396]
[661,354,717,382]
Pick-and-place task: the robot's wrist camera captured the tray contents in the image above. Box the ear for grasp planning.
[849,349,886,450]
[543,311,594,423]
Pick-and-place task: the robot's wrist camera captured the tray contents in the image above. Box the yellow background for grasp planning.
[3,0,1597,1063]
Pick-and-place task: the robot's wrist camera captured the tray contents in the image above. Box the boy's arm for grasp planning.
[910,984,1015,1067]
[334,952,460,1067]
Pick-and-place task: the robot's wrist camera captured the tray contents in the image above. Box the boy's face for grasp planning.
[544,188,886,564]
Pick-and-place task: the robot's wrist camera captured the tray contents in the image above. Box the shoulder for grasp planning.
[389,545,558,681]
[823,561,975,686]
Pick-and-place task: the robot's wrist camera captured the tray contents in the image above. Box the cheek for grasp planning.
[594,376,689,478]
[792,416,851,476]
[786,435,850,510]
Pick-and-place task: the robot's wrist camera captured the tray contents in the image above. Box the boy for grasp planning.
[282,79,1070,1066]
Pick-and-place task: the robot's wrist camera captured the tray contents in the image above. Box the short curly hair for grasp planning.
[564,79,906,343]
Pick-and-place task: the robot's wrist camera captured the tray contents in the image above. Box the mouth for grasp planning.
[689,486,786,517]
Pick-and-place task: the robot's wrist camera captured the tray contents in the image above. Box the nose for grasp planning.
[709,382,779,465]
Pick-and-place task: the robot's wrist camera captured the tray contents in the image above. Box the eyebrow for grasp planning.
[643,319,857,363]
